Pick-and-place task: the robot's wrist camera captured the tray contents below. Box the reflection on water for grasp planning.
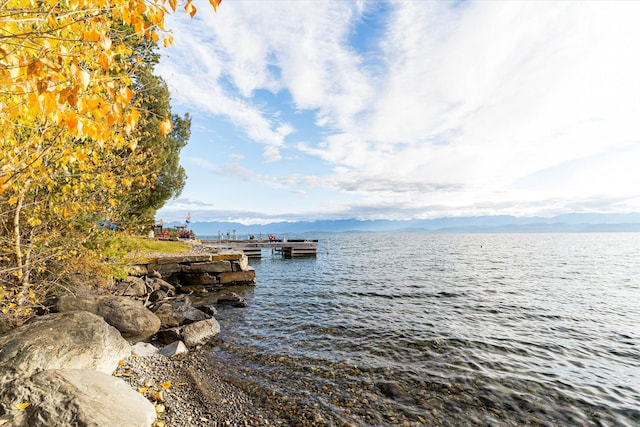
[200,233,640,426]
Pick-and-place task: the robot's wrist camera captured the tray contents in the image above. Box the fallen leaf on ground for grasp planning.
[15,402,31,410]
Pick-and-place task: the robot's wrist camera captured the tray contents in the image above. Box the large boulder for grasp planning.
[153,303,210,328]
[155,317,220,347]
[56,295,161,342]
[112,276,148,297]
[154,303,181,328]
[54,295,99,312]
[0,311,130,381]
[0,369,156,427]
[182,318,221,347]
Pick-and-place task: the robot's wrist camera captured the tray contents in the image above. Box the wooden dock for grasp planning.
[200,239,318,259]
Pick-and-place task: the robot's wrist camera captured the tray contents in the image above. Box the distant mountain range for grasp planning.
[165,213,640,237]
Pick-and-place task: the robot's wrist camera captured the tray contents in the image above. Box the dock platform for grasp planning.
[201,239,318,259]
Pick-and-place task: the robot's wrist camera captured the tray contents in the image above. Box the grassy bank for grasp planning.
[124,236,193,254]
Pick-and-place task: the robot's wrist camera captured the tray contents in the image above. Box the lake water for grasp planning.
[203,233,640,426]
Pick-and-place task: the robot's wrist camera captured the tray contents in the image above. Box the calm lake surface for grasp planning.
[203,233,640,426]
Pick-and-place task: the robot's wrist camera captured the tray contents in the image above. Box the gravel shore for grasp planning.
[115,348,282,427]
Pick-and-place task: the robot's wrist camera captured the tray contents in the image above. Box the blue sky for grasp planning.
[155,0,640,224]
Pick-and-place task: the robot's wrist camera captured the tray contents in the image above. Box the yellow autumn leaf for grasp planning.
[101,37,112,50]
[27,217,42,227]
[210,0,222,13]
[138,387,148,393]
[84,29,102,42]
[78,69,90,90]
[98,52,111,71]
[158,118,173,137]
[163,34,174,48]
[15,402,31,410]
[160,380,171,389]
[184,1,196,18]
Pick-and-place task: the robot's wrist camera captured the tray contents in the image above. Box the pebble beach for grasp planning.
[115,349,279,427]
[115,346,332,427]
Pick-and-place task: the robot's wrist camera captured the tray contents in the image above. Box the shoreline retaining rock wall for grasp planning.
[126,250,256,288]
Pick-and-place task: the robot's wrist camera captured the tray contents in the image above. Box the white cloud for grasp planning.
[296,1,640,214]
[158,1,640,220]
[263,145,282,163]
[159,1,371,157]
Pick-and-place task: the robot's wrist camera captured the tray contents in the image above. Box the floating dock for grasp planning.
[200,239,318,259]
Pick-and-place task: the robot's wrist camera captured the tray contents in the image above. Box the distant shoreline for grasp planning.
[192,225,640,239]
[160,213,640,236]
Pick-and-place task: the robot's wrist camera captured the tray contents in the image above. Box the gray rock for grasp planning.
[218,269,256,285]
[195,302,218,316]
[156,327,181,345]
[178,284,209,294]
[231,254,249,272]
[0,311,130,381]
[159,340,188,358]
[153,303,210,329]
[154,303,180,328]
[113,276,147,297]
[216,292,248,307]
[0,369,155,427]
[182,318,221,347]
[124,264,148,276]
[375,381,415,404]
[146,254,212,265]
[180,272,218,286]
[181,260,231,274]
[95,296,161,342]
[174,304,210,324]
[146,262,181,278]
[55,295,161,343]
[54,295,99,312]
[149,289,168,303]
[131,342,159,357]
[148,277,176,295]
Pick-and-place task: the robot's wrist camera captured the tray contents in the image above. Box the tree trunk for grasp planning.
[13,187,31,307]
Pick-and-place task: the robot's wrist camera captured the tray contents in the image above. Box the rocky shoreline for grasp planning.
[115,349,283,426]
[0,245,277,427]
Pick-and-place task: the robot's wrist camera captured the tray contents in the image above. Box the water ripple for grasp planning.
[204,233,640,426]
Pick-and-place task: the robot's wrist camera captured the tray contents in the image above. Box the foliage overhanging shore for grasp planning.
[1,0,219,328]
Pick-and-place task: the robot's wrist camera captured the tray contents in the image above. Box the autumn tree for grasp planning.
[0,0,221,326]
[122,34,190,225]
